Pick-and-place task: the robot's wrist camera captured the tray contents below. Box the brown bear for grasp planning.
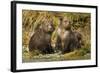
[55,17,82,54]
[29,19,55,55]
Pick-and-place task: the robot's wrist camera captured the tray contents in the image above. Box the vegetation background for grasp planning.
[22,10,91,62]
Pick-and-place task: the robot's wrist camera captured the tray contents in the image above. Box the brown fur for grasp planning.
[29,20,54,55]
[56,17,82,54]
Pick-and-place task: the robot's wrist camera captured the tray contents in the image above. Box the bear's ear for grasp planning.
[59,17,63,22]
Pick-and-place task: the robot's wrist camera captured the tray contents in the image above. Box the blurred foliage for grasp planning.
[22,10,91,62]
